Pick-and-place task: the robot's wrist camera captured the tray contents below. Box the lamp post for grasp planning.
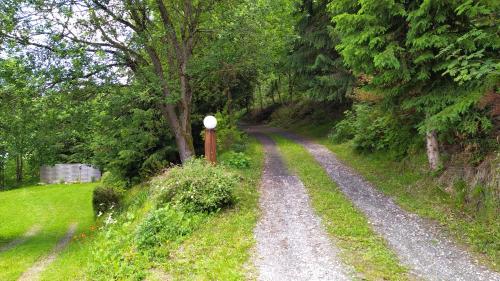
[203,116,217,164]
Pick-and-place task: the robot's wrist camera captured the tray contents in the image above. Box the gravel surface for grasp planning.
[0,225,41,253]
[18,223,78,281]
[275,128,500,281]
[248,128,352,281]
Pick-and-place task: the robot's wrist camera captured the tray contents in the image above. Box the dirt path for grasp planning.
[18,223,78,281]
[276,129,500,281]
[248,128,351,281]
[0,225,41,253]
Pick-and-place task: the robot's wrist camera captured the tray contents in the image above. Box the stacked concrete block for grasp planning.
[40,164,101,184]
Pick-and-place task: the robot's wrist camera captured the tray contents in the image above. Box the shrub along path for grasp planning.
[273,127,500,281]
[247,127,351,281]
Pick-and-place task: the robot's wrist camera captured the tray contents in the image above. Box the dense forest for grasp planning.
[0,0,499,280]
[1,0,497,188]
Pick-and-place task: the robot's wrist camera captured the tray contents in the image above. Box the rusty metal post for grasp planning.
[205,129,217,164]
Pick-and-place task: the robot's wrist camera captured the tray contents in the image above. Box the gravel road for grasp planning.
[277,129,500,281]
[248,129,352,281]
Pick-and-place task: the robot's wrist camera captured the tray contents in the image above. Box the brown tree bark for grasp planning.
[276,77,282,104]
[426,130,440,171]
[16,155,23,183]
[224,87,232,116]
[259,85,264,111]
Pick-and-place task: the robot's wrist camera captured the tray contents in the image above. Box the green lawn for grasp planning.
[292,123,500,271]
[271,135,409,280]
[0,183,97,280]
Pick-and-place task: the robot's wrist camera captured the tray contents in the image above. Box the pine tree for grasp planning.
[288,0,355,103]
[331,0,499,170]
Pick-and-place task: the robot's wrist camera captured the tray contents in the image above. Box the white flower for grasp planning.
[104,213,117,225]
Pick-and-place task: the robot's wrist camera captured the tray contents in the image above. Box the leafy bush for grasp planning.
[328,109,356,143]
[270,106,297,128]
[213,111,247,152]
[152,159,237,213]
[330,103,419,156]
[88,211,148,281]
[135,205,204,250]
[101,171,128,189]
[92,185,125,215]
[221,151,251,169]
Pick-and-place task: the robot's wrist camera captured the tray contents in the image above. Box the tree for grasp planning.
[287,0,355,104]
[1,0,238,163]
[331,0,498,170]
[0,58,40,183]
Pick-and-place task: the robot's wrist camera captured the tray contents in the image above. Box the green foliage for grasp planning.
[152,159,237,213]
[87,140,264,280]
[287,0,355,103]
[92,185,125,216]
[88,212,148,281]
[329,0,499,157]
[221,151,251,169]
[91,86,178,182]
[213,111,247,152]
[328,110,356,143]
[437,1,499,85]
[100,171,127,189]
[135,205,204,251]
[330,104,419,156]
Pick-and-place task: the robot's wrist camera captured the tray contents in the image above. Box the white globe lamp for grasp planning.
[203,115,217,130]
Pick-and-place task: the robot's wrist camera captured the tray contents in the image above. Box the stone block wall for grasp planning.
[40,164,101,184]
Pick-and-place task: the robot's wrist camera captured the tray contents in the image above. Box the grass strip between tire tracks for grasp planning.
[271,134,410,280]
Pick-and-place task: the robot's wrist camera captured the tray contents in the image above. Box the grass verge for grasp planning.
[271,134,409,280]
[51,138,264,281]
[159,137,264,280]
[0,183,96,281]
[293,123,500,271]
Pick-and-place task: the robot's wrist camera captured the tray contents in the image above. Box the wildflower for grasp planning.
[104,213,117,225]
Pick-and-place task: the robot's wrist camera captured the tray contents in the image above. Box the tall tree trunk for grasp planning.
[0,161,4,189]
[145,46,195,164]
[426,130,440,171]
[288,73,293,104]
[16,155,23,183]
[259,85,264,111]
[224,87,232,116]
[276,77,282,104]
[270,89,276,105]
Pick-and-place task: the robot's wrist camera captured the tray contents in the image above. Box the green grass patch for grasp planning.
[159,137,264,280]
[0,183,97,281]
[271,135,409,280]
[294,124,500,271]
[53,138,265,280]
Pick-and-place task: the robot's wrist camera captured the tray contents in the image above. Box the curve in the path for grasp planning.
[248,128,352,281]
[278,129,500,281]
[0,225,41,253]
[18,223,78,281]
